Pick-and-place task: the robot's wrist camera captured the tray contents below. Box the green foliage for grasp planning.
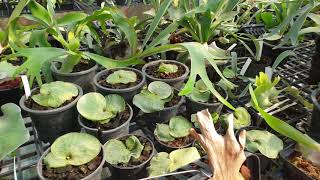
[106,70,137,85]
[77,93,126,124]
[249,85,320,153]
[250,72,281,109]
[0,61,18,80]
[133,81,174,113]
[246,130,283,159]
[188,80,211,102]
[0,103,30,161]
[104,135,144,165]
[233,107,251,129]
[32,81,78,108]
[154,116,192,142]
[148,147,200,177]
[158,63,178,74]
[43,132,101,168]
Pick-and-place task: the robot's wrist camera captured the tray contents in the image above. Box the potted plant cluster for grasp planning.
[154,116,194,152]
[1,0,320,179]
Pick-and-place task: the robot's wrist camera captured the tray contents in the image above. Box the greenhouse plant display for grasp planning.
[19,81,82,143]
[77,93,133,143]
[133,81,184,126]
[37,132,105,180]
[0,61,23,107]
[142,59,189,89]
[104,134,154,177]
[186,79,228,116]
[154,116,193,152]
[94,67,145,102]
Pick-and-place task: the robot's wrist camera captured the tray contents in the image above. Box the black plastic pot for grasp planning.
[93,67,146,103]
[37,145,105,180]
[51,61,98,93]
[140,91,185,130]
[244,58,271,78]
[310,88,320,137]
[142,60,189,89]
[280,144,314,180]
[0,81,23,109]
[106,134,155,178]
[155,136,194,153]
[19,84,83,143]
[186,86,227,117]
[309,33,320,85]
[78,104,133,143]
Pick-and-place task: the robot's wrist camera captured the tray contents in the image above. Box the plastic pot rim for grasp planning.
[142,60,190,83]
[19,83,83,114]
[93,67,146,93]
[51,61,98,77]
[78,104,133,133]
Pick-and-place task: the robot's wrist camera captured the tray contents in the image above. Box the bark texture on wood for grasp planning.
[190,109,247,180]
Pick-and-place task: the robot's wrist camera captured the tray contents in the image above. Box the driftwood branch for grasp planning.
[190,109,247,180]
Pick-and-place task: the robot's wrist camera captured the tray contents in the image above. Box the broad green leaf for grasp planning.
[148,81,173,99]
[104,141,128,165]
[0,61,18,79]
[169,147,200,172]
[7,0,28,28]
[32,81,78,108]
[106,70,137,85]
[261,12,277,28]
[249,85,320,152]
[14,47,67,86]
[105,94,126,113]
[195,79,208,92]
[77,92,114,121]
[133,89,165,113]
[158,63,178,74]
[125,135,144,159]
[46,133,101,168]
[58,54,81,73]
[154,124,175,142]
[189,88,211,103]
[169,116,192,138]
[28,0,52,26]
[29,29,51,48]
[148,152,171,177]
[57,12,87,26]
[246,130,283,159]
[308,13,320,25]
[0,103,30,160]
[233,107,251,129]
[147,22,179,49]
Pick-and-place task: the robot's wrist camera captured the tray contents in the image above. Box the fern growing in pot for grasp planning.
[154,116,194,152]
[103,134,154,177]
[93,67,146,102]
[19,81,83,143]
[77,93,133,143]
[37,132,105,180]
[133,81,184,128]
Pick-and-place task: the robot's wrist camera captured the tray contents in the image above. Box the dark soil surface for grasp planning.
[290,152,320,180]
[24,89,77,110]
[165,91,181,107]
[71,61,95,73]
[146,62,186,79]
[115,136,153,167]
[274,105,305,120]
[169,33,183,44]
[98,69,142,89]
[81,105,130,131]
[42,153,102,179]
[0,78,21,90]
[160,135,193,148]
